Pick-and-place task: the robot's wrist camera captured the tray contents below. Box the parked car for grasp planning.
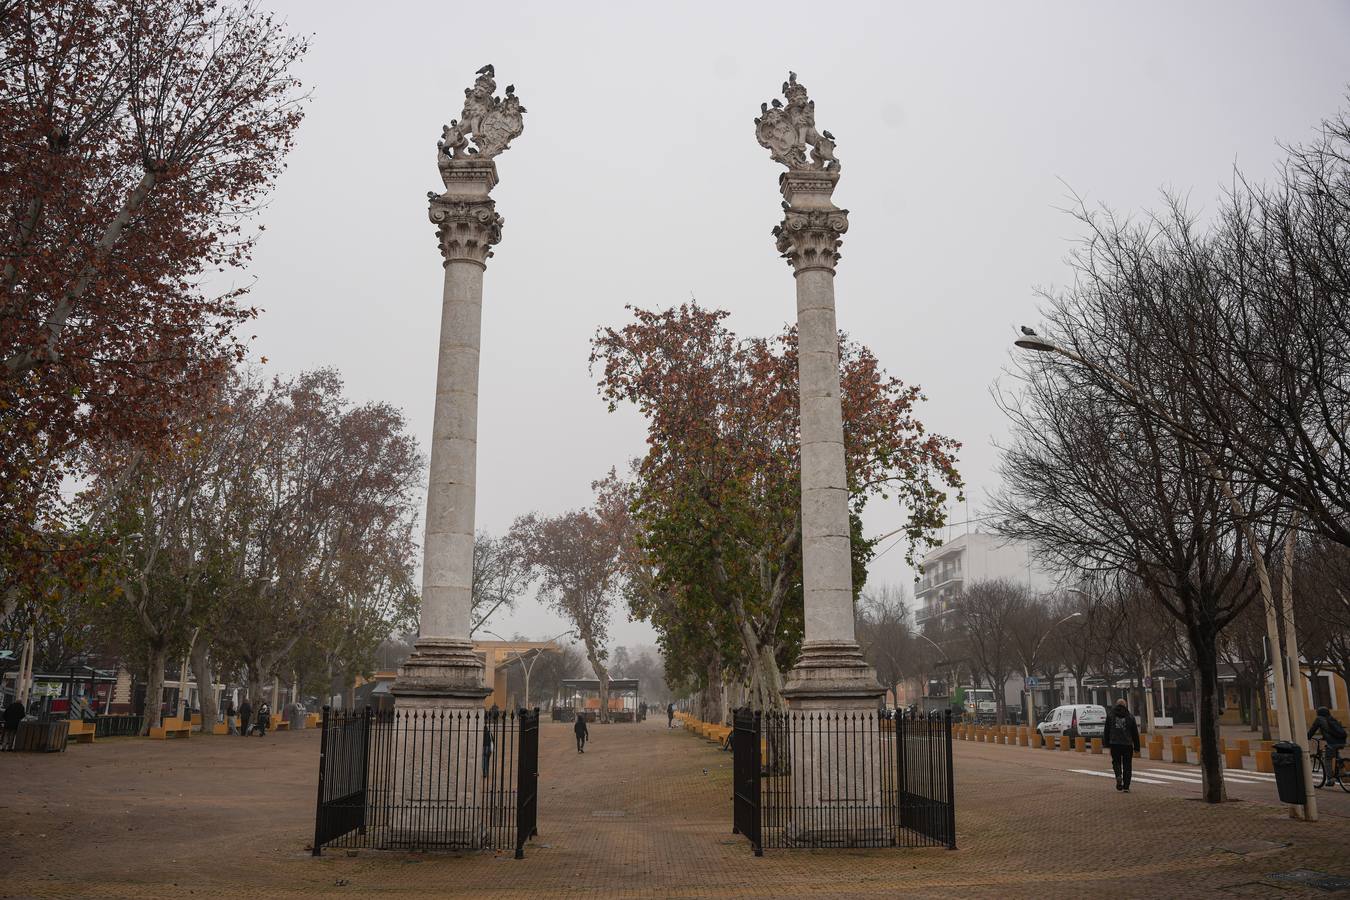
[1036,704,1107,739]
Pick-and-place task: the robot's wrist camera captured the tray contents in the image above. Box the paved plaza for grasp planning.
[1,718,1347,898]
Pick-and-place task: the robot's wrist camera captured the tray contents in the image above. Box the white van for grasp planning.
[1036,704,1107,739]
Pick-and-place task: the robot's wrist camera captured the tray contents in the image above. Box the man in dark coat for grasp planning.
[238,698,253,738]
[667,702,675,728]
[1104,699,1141,792]
[574,714,589,753]
[3,697,26,750]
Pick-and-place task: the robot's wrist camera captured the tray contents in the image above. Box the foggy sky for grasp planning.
[237,0,1350,648]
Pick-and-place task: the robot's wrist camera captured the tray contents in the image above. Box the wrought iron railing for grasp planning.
[312,706,539,858]
[731,707,955,853]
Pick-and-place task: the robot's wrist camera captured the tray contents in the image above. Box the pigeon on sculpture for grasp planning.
[771,98,783,109]
[822,130,835,141]
[1020,326,1038,336]
[476,64,494,77]
[506,84,515,96]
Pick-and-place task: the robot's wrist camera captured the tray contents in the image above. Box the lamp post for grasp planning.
[1014,327,1316,819]
[482,629,573,710]
[1022,611,1081,728]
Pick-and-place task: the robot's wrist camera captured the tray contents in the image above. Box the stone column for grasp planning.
[393,64,525,712]
[756,73,886,848]
[755,74,882,709]
[384,67,525,850]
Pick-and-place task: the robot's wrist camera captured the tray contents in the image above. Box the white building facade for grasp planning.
[914,532,1060,629]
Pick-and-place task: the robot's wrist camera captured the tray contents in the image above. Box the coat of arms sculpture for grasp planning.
[438,64,526,170]
[754,72,840,172]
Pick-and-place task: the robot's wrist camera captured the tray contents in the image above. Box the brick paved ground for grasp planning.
[2,718,1347,898]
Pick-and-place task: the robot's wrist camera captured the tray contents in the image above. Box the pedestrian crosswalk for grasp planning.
[1069,766,1277,791]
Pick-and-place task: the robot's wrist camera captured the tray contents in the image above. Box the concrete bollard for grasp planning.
[1031,732,1042,749]
[1148,740,1165,761]
[1223,747,1244,770]
[1259,740,1274,754]
[1091,738,1103,755]
[1074,735,1087,753]
[1237,739,1251,757]
[1255,749,1274,773]
[1059,734,1072,751]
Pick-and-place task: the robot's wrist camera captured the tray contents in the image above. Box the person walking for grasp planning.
[254,702,270,737]
[1104,699,1141,792]
[574,714,589,753]
[2,697,26,750]
[238,698,253,738]
[667,702,675,729]
[1308,705,1347,787]
[224,697,239,735]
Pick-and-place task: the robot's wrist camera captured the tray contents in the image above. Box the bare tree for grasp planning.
[954,579,1029,725]
[514,479,627,723]
[857,584,912,708]
[469,530,531,637]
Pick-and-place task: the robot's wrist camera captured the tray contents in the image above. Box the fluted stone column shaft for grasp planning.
[421,255,483,640]
[796,265,856,646]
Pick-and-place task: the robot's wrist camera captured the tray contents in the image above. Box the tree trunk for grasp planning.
[582,638,610,724]
[1193,637,1227,803]
[246,664,265,715]
[1256,675,1271,741]
[189,641,217,734]
[142,643,169,734]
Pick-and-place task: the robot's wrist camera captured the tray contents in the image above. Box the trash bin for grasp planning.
[1272,741,1305,804]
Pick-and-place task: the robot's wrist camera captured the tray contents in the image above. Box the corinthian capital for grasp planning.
[773,169,849,274]
[429,196,503,267]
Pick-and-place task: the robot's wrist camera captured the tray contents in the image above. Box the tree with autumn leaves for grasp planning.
[591,303,962,710]
[1,0,308,625]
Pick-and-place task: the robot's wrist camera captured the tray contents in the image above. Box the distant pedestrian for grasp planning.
[3,697,25,750]
[254,702,270,737]
[667,702,675,728]
[1308,706,1346,787]
[1104,699,1140,792]
[574,714,589,753]
[224,697,239,735]
[238,698,253,738]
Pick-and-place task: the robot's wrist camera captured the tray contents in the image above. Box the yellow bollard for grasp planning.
[1237,739,1251,757]
[1019,727,1029,747]
[1255,749,1274,773]
[1074,734,1087,753]
[1223,747,1244,770]
[1030,732,1042,749]
[1059,734,1072,751]
[1148,740,1165,761]
[1091,737,1103,755]
[1170,737,1186,763]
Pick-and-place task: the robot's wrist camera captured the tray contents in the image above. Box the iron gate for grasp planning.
[731,707,763,855]
[312,706,372,850]
[514,708,540,859]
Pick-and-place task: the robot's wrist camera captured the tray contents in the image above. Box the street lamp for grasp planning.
[481,629,575,710]
[1023,611,1081,728]
[1013,325,1317,819]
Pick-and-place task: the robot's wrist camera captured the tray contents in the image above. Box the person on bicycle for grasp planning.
[1308,705,1346,787]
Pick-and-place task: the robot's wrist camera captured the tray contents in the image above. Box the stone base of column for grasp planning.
[391,636,492,704]
[780,641,889,848]
[385,637,493,850]
[782,640,885,709]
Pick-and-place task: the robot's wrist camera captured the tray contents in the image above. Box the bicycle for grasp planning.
[1311,737,1324,777]
[1318,745,1348,793]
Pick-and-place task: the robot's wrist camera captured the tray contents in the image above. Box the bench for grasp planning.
[67,720,97,744]
[149,717,191,740]
[305,712,321,728]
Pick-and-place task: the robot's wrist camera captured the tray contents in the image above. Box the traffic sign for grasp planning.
[1025,676,1038,688]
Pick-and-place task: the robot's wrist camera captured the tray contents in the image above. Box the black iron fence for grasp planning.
[312,706,539,858]
[731,707,955,854]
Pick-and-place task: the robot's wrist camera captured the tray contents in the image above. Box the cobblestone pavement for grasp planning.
[2,718,1347,898]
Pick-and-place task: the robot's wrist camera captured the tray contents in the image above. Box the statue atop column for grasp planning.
[438,64,527,170]
[753,71,840,172]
